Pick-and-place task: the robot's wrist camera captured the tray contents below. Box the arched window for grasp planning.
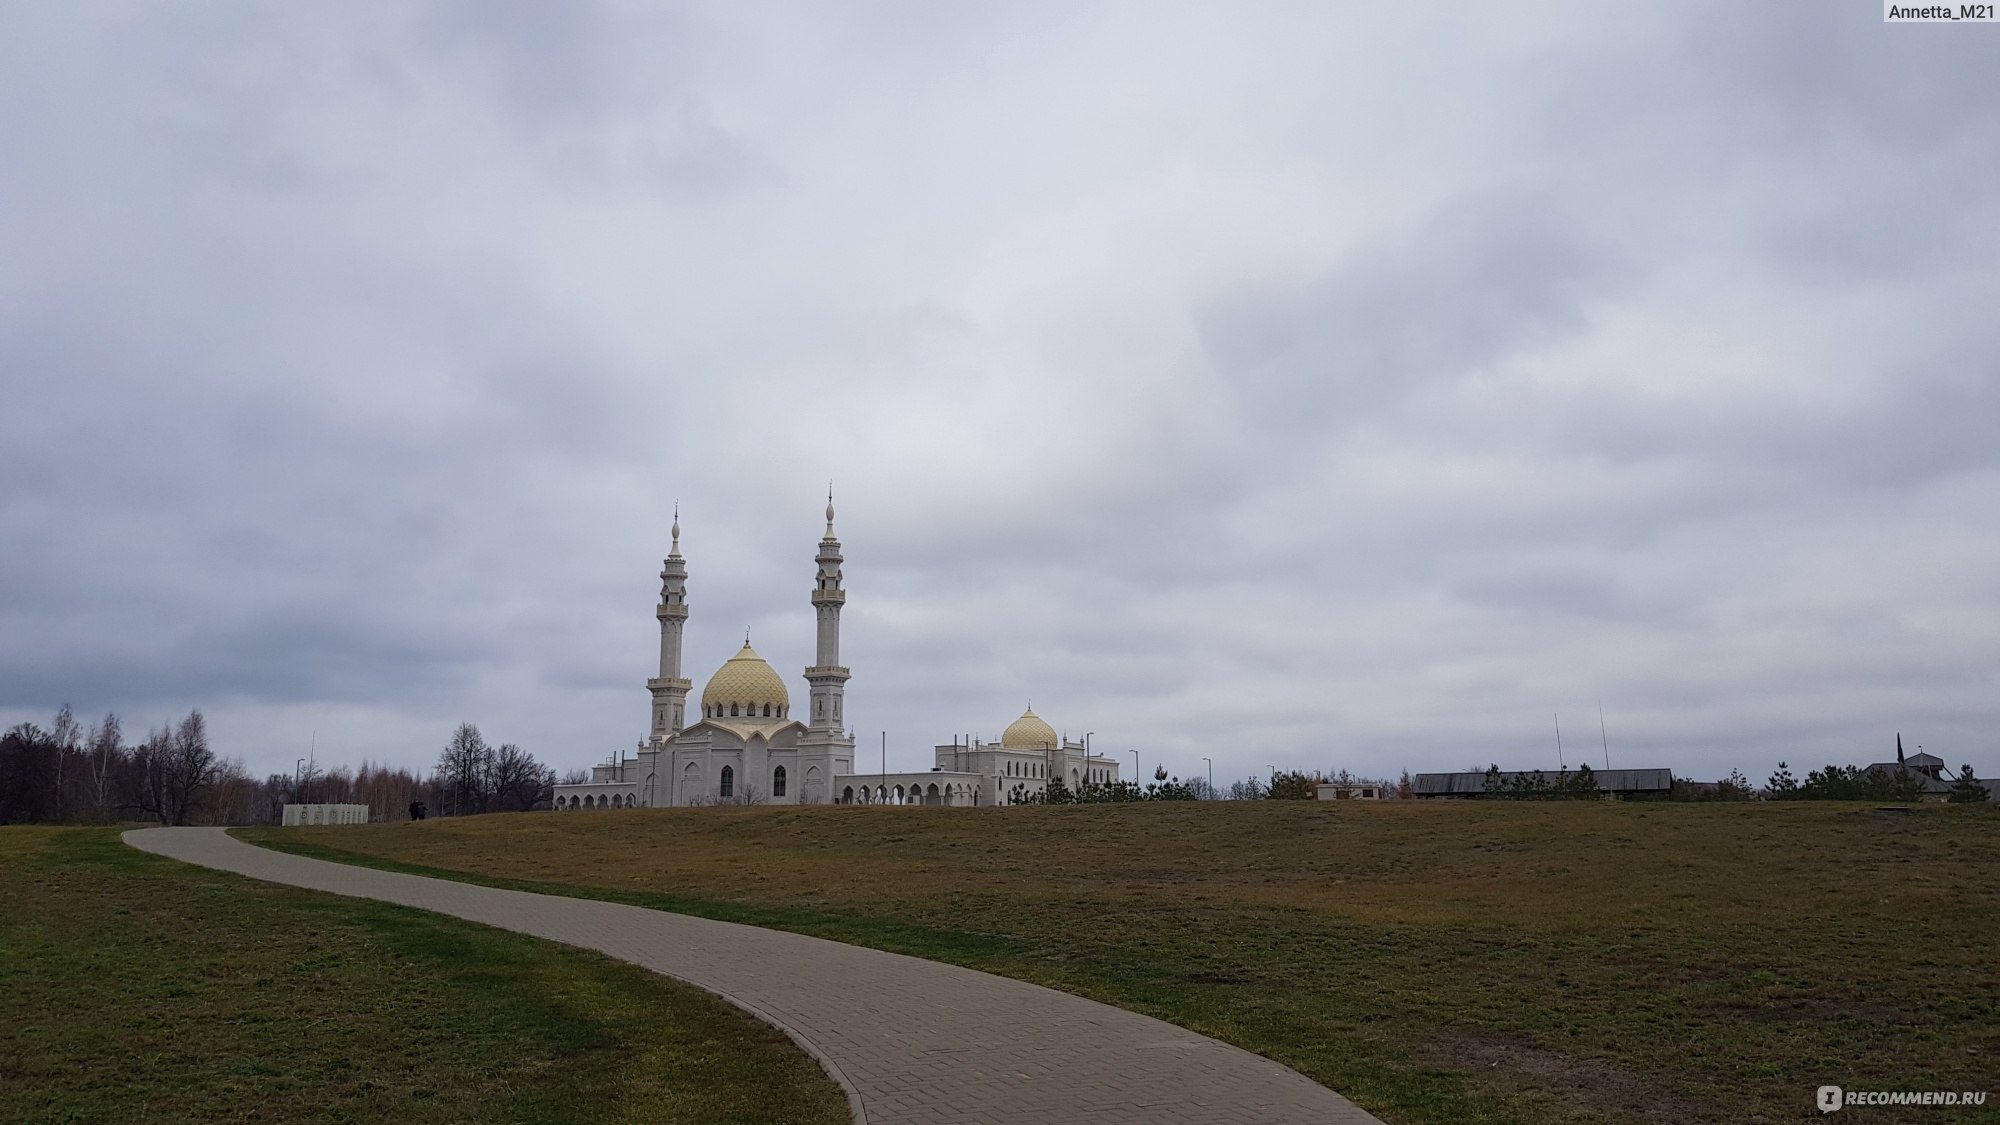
[584,795,594,809]
[720,766,734,798]
[773,766,787,797]
[763,703,771,717]
[628,793,637,807]
[817,700,825,717]
[842,785,854,804]
[731,702,740,716]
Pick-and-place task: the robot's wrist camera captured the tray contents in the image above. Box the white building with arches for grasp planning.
[552,499,1118,811]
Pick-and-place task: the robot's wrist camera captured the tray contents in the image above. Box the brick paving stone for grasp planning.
[127,827,1385,1125]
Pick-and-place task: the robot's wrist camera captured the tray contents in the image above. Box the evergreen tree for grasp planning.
[1566,763,1598,799]
[1267,770,1323,800]
[1947,766,1990,804]
[1766,762,1799,799]
[1718,769,1756,801]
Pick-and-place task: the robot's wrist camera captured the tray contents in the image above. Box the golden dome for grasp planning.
[700,642,791,719]
[1001,706,1058,750]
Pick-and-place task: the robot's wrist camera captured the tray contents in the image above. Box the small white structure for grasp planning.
[1315,782,1382,800]
[282,803,370,826]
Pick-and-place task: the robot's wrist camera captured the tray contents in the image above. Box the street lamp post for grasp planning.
[1267,764,1277,796]
[1201,757,1212,796]
[1129,749,1139,785]
[296,758,307,804]
[1084,732,1094,785]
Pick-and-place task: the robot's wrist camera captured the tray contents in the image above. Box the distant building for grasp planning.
[1411,768,1673,800]
[552,500,1119,811]
[1315,781,1382,800]
[1859,745,1954,800]
[282,803,369,825]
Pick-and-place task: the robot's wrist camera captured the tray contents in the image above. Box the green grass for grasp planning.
[244,801,2000,1125]
[0,827,849,1125]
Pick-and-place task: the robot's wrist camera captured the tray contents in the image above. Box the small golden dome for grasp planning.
[700,642,790,718]
[1001,706,1058,750]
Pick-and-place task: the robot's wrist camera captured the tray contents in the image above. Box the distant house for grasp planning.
[1411,768,1674,800]
[1859,750,1954,801]
[1315,781,1382,800]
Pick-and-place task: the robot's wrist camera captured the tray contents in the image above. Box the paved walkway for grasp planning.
[125,827,1383,1125]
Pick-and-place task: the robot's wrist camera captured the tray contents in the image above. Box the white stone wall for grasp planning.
[281,803,370,826]
[833,771,985,805]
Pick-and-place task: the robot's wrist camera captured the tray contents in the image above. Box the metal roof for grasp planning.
[1412,768,1673,796]
[1861,764,1952,793]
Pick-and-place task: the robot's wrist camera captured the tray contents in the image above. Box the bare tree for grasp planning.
[490,743,552,812]
[255,773,291,824]
[153,710,218,825]
[87,713,122,821]
[436,723,493,816]
[1226,775,1268,800]
[47,705,80,823]
[202,756,256,825]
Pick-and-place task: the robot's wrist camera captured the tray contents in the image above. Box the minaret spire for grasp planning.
[648,507,692,741]
[806,489,850,732]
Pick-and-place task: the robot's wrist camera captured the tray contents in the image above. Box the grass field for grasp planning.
[249,801,2000,1124]
[0,827,849,1125]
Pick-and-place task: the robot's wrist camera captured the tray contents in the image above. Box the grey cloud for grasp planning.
[1195,189,1614,426]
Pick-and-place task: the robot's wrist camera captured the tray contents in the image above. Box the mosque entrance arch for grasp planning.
[680,761,702,805]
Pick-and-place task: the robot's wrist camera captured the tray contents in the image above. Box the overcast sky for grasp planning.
[4,2,1995,787]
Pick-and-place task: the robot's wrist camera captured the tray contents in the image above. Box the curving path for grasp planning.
[126,827,1384,1125]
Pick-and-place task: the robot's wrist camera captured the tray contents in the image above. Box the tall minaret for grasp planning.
[805,488,850,731]
[647,505,692,743]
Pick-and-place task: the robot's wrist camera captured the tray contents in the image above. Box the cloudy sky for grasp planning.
[4,2,1995,787]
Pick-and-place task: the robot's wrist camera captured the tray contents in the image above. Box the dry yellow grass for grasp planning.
[253,800,2000,1124]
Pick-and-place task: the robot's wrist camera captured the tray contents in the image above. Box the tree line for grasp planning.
[0,707,558,825]
[1004,767,1404,803]
[1766,761,1990,803]
[0,706,251,825]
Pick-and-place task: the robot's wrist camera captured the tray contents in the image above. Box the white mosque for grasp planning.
[552,498,1120,811]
